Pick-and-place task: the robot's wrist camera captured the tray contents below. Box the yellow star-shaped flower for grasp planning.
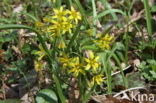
[53,7,68,21]
[68,57,85,77]
[92,74,104,85]
[84,51,100,72]
[68,6,81,24]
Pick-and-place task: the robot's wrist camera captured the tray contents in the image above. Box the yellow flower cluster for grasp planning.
[37,6,81,37]
[59,51,103,85]
[94,34,114,50]
[59,56,85,77]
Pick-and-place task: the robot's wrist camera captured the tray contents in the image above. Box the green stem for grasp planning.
[56,0,62,7]
[125,33,129,64]
[102,54,112,94]
[112,54,128,88]
[143,0,152,38]
[91,0,97,35]
[53,74,66,103]
[66,24,81,52]
[106,61,112,94]
[66,0,72,8]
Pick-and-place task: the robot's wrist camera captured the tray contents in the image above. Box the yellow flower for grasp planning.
[48,20,73,36]
[62,21,73,34]
[101,34,113,41]
[47,27,60,37]
[84,51,99,71]
[91,74,104,85]
[69,57,79,67]
[34,60,44,72]
[48,20,62,36]
[51,20,63,30]
[69,66,85,77]
[68,57,85,77]
[41,7,81,37]
[95,40,111,49]
[59,54,71,68]
[68,6,81,24]
[94,34,114,50]
[53,7,68,21]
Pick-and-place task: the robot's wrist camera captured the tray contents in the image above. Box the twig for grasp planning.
[103,65,131,79]
[113,87,146,97]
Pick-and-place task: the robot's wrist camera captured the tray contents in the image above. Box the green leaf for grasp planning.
[81,45,99,51]
[36,89,58,103]
[94,9,125,20]
[0,99,21,103]
[150,71,156,78]
[53,74,66,103]
[151,65,156,72]
[20,12,38,21]
[143,0,152,37]
[99,0,118,21]
[8,67,18,71]
[151,5,156,12]
[66,24,81,52]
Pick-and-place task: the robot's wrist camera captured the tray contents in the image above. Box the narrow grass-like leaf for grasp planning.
[116,51,125,62]
[81,45,99,51]
[0,24,36,30]
[100,51,112,94]
[94,9,125,20]
[66,0,72,8]
[100,0,118,20]
[66,24,81,52]
[0,18,15,23]
[20,12,38,21]
[112,53,128,88]
[91,0,97,35]
[143,0,152,37]
[92,0,97,25]
[56,0,62,7]
[53,74,66,103]
[83,85,96,103]
[0,99,21,103]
